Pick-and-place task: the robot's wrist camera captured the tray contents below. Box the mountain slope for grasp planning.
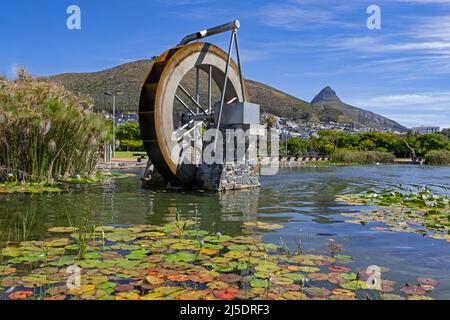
[45,60,406,131]
[311,86,407,132]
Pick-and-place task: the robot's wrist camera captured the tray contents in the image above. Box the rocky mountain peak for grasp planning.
[311,86,341,104]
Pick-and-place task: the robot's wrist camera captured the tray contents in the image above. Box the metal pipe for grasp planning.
[178,20,240,46]
[208,65,212,113]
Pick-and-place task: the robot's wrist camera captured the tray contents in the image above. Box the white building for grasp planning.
[412,126,440,134]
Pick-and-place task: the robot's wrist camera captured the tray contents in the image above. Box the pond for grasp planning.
[1,165,449,299]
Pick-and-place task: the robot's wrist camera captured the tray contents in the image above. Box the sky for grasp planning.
[0,0,449,128]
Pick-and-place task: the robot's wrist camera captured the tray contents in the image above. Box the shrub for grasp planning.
[332,150,395,164]
[0,70,108,183]
[425,150,450,165]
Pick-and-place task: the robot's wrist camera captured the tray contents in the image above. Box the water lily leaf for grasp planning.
[282,291,307,300]
[203,243,224,250]
[49,255,76,267]
[81,289,107,300]
[416,277,439,286]
[400,284,427,296]
[207,281,229,290]
[69,284,96,295]
[305,287,330,297]
[146,275,165,285]
[284,273,306,282]
[165,251,197,263]
[329,266,352,273]
[175,290,207,300]
[332,288,356,297]
[199,248,219,255]
[335,254,353,261]
[76,260,103,269]
[382,294,405,300]
[44,294,67,300]
[2,247,21,257]
[96,281,117,291]
[271,276,294,286]
[407,295,433,300]
[0,267,16,276]
[255,262,281,273]
[203,235,233,243]
[115,291,140,300]
[340,272,357,281]
[250,279,269,288]
[297,266,320,273]
[8,290,34,300]
[217,274,241,283]
[43,238,71,247]
[48,226,78,233]
[243,221,284,230]
[340,280,368,290]
[188,273,214,283]
[308,273,329,281]
[113,284,135,292]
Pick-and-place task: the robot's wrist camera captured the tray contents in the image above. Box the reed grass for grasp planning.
[0,69,108,183]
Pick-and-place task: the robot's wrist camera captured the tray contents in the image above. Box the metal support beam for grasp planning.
[213,29,236,153]
[234,32,246,102]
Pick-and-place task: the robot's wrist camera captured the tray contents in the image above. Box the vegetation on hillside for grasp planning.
[0,70,108,184]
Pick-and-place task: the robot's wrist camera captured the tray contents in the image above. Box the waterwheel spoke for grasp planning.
[178,84,209,115]
[175,95,196,116]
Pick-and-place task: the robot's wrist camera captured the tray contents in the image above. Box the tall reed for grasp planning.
[0,69,108,183]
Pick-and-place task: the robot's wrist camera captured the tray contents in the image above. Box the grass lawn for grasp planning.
[113,151,146,159]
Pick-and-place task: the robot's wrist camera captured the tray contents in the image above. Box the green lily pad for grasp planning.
[250,279,269,288]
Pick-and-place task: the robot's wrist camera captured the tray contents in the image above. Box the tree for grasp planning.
[415,134,450,156]
[116,122,143,151]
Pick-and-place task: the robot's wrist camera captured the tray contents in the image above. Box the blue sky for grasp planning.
[1,0,449,128]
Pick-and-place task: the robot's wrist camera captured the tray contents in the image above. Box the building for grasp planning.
[412,126,440,134]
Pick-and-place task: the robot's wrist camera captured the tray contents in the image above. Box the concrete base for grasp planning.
[195,162,260,192]
[141,160,260,192]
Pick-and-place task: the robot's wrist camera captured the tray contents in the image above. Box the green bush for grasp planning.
[332,150,395,164]
[0,70,108,183]
[425,150,450,165]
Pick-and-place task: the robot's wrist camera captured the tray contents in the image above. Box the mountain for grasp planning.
[310,86,407,132]
[44,60,406,132]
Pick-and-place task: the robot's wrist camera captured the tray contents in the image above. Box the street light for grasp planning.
[104,90,123,158]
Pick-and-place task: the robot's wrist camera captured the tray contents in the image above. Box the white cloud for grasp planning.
[258,3,356,31]
[348,92,450,127]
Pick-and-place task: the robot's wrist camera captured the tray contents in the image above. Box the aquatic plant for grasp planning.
[337,188,450,242]
[0,220,439,300]
[0,69,109,183]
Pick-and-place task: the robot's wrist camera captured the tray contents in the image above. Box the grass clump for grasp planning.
[332,150,395,165]
[0,69,109,184]
[425,150,450,165]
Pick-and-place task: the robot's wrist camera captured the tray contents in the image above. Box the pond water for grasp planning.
[1,165,449,299]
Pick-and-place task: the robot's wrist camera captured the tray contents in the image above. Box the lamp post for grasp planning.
[104,91,123,158]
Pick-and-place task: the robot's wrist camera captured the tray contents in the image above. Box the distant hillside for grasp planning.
[45,60,406,131]
[311,86,407,132]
